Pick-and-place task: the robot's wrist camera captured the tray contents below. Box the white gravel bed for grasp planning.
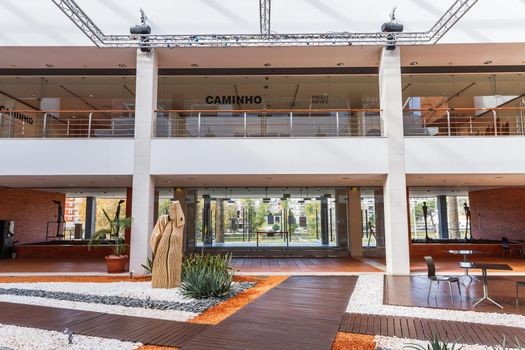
[0,282,193,303]
[0,323,141,350]
[375,335,517,350]
[0,294,197,321]
[347,274,525,329]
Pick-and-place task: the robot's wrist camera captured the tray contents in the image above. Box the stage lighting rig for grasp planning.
[130,9,151,52]
[381,8,404,50]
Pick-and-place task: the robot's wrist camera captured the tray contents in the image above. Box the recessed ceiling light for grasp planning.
[410,61,418,66]
[484,60,493,65]
[88,94,94,97]
[190,63,199,67]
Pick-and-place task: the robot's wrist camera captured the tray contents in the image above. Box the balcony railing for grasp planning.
[0,110,135,138]
[154,109,383,138]
[404,107,525,137]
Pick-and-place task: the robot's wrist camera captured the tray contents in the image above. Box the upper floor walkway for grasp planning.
[2,107,525,139]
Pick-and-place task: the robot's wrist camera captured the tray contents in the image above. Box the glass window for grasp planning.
[402,73,525,136]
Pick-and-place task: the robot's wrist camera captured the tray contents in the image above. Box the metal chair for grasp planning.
[424,256,462,301]
[502,237,521,258]
[517,281,525,307]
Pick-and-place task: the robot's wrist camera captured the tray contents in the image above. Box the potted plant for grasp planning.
[90,208,132,273]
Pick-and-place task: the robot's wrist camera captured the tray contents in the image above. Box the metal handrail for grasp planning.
[403,106,525,137]
[155,109,383,138]
[0,110,135,138]
[155,108,382,113]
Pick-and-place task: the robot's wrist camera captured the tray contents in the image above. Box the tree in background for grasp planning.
[224,202,239,233]
[304,200,320,239]
[158,198,171,217]
[95,198,126,232]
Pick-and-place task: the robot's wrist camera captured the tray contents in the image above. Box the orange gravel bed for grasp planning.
[331,332,376,350]
[189,275,288,325]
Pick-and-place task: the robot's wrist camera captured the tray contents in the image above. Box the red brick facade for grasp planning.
[0,188,65,244]
[469,188,525,241]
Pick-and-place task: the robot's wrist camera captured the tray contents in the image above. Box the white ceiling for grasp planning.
[155,174,385,187]
[0,175,132,188]
[2,0,525,46]
[1,43,524,69]
[406,174,525,186]
[3,174,525,189]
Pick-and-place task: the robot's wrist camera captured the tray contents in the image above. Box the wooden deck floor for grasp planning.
[177,276,358,350]
[385,275,525,315]
[231,257,381,273]
[340,313,525,347]
[0,301,209,347]
[0,257,381,274]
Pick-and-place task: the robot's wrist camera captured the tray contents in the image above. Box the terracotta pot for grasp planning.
[105,255,128,273]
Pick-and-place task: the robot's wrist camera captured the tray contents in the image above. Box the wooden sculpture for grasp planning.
[150,200,185,288]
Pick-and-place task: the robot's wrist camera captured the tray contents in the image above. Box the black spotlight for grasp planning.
[381,8,404,51]
[130,9,152,52]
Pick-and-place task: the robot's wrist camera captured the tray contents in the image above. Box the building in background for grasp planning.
[1,0,525,274]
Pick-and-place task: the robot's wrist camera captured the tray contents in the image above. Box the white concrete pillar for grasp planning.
[380,47,410,275]
[130,49,158,273]
[348,187,363,257]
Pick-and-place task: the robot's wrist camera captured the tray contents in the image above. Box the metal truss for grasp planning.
[51,0,478,48]
[259,0,271,36]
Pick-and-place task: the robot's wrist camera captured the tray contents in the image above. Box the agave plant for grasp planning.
[180,253,234,299]
[89,208,131,257]
[404,333,463,350]
[492,336,522,350]
[141,257,154,274]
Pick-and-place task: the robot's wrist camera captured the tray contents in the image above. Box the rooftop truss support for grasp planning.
[259,0,271,36]
[51,0,477,48]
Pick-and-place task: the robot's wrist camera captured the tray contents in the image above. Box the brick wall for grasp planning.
[0,188,65,244]
[469,188,525,240]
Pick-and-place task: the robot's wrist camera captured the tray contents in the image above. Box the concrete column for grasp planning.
[437,195,449,239]
[84,196,96,239]
[448,196,460,239]
[215,199,225,243]
[380,47,410,275]
[348,187,363,257]
[130,49,158,273]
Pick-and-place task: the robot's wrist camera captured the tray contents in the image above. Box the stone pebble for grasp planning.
[0,282,255,314]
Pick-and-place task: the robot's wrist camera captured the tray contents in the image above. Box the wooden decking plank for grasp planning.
[182,276,357,350]
[387,315,395,337]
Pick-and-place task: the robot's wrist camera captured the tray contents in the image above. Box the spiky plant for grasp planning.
[404,333,463,350]
[180,253,234,299]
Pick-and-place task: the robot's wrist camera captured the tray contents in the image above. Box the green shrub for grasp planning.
[180,253,234,299]
[404,333,462,350]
